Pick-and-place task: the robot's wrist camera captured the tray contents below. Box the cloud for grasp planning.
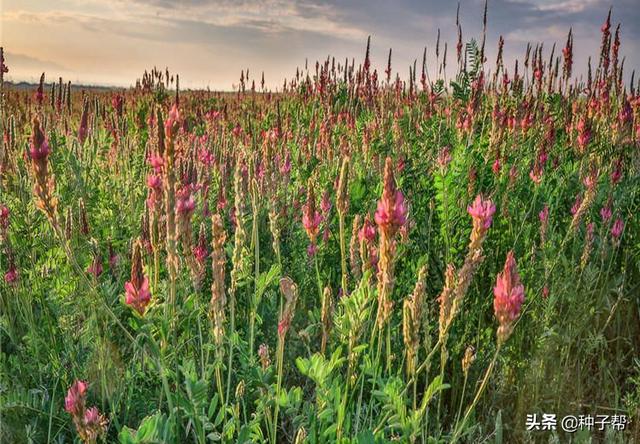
[1,0,637,89]
[3,52,68,72]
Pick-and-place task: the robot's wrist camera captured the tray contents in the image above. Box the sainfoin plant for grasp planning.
[0,3,639,443]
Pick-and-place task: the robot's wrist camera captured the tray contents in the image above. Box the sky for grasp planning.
[1,0,638,90]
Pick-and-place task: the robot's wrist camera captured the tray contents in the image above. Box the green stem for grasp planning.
[450,346,501,443]
[272,335,285,444]
[339,211,348,294]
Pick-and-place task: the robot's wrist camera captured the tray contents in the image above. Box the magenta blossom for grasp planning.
[147,174,162,190]
[147,153,164,173]
[29,137,50,161]
[539,204,549,223]
[4,265,18,284]
[600,205,612,222]
[570,194,583,216]
[374,190,407,233]
[64,380,88,416]
[611,218,624,240]
[467,195,496,229]
[87,256,103,278]
[358,215,377,243]
[0,204,9,231]
[494,251,525,343]
[84,406,101,426]
[125,276,152,315]
[164,103,181,141]
[302,209,322,240]
[176,186,196,215]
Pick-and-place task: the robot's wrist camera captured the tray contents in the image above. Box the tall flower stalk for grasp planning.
[336,157,350,294]
[209,213,227,404]
[452,251,524,443]
[272,277,298,444]
[228,156,248,401]
[163,103,180,334]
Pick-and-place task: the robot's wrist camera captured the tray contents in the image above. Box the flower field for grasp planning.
[0,8,639,443]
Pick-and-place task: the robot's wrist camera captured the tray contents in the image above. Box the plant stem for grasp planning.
[450,346,501,443]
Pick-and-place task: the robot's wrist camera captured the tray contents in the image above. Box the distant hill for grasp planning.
[4,81,122,92]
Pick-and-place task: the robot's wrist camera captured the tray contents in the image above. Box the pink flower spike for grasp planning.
[467,195,496,229]
[4,265,18,284]
[84,406,100,425]
[64,380,88,415]
[125,276,152,315]
[539,204,549,223]
[493,251,525,344]
[611,218,624,240]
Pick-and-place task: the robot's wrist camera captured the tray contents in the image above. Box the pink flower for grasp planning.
[467,195,496,229]
[542,286,549,299]
[529,164,543,184]
[436,147,452,169]
[576,117,591,151]
[320,190,332,215]
[277,317,290,338]
[358,215,377,243]
[600,205,612,222]
[164,103,181,141]
[78,103,89,145]
[111,94,124,118]
[582,171,598,189]
[29,137,50,161]
[146,174,162,190]
[199,148,215,166]
[193,229,208,263]
[87,256,103,278]
[64,380,88,415]
[494,251,525,343]
[125,276,152,315]
[539,204,549,223]
[279,153,292,175]
[570,194,583,216]
[4,265,18,284]
[306,243,317,257]
[147,153,164,172]
[610,168,622,185]
[374,190,407,233]
[492,158,501,174]
[611,218,624,240]
[302,210,322,240]
[176,186,196,215]
[374,158,408,237]
[0,204,9,230]
[83,406,100,426]
[193,244,208,263]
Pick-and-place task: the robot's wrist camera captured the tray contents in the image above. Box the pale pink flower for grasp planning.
[87,256,103,278]
[493,251,525,344]
[4,265,18,284]
[467,195,496,229]
[164,103,181,140]
[64,380,88,415]
[611,218,624,240]
[125,276,152,315]
[570,194,583,216]
[539,204,549,223]
[437,146,452,169]
[358,215,377,243]
[0,204,9,230]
